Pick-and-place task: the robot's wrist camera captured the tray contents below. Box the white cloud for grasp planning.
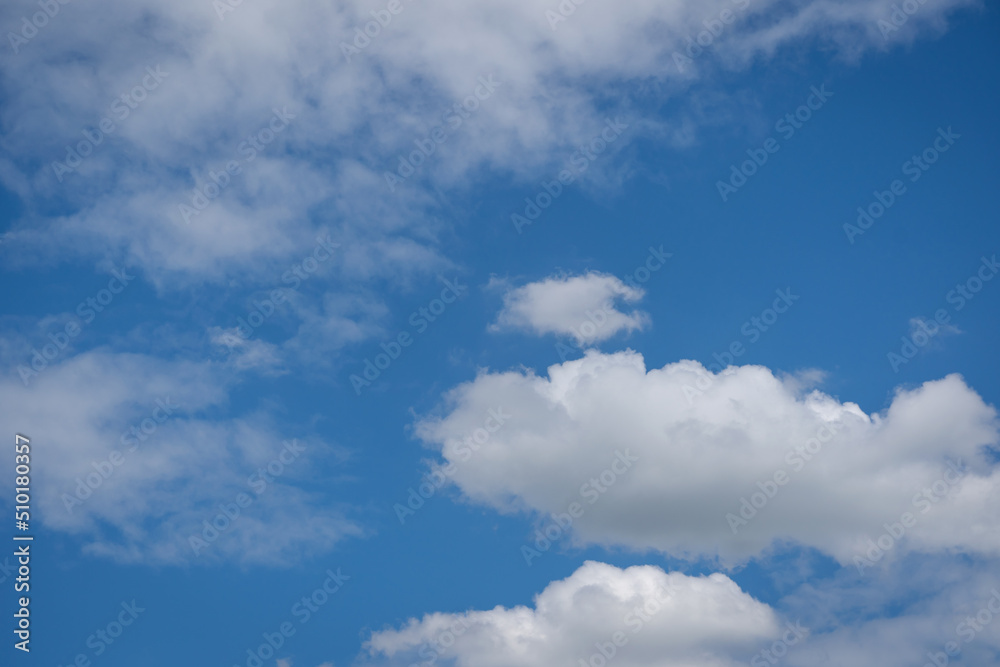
[277,660,334,667]
[904,315,962,354]
[0,0,977,285]
[208,290,391,372]
[414,350,1000,565]
[491,272,649,344]
[210,326,287,374]
[0,350,360,565]
[281,292,391,364]
[365,560,781,667]
[765,553,1000,667]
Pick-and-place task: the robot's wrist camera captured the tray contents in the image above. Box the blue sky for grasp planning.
[1,1,999,666]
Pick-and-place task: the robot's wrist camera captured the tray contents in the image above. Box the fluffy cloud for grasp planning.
[491,272,649,344]
[414,350,1000,565]
[0,350,360,565]
[366,560,782,667]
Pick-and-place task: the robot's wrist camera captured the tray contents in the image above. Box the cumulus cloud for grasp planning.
[414,350,1000,565]
[365,560,781,667]
[491,272,649,344]
[0,350,360,565]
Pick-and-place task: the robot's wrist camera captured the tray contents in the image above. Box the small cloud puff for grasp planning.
[490,272,650,345]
